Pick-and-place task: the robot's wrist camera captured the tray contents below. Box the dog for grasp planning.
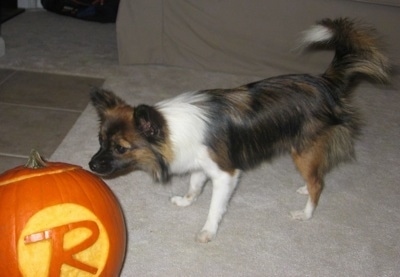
[89,18,390,242]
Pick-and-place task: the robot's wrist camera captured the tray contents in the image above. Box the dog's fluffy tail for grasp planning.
[301,17,390,89]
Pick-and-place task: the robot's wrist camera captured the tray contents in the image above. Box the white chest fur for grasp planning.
[156,92,210,174]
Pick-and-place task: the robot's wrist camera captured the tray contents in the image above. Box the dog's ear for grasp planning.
[90,88,125,120]
[134,105,165,142]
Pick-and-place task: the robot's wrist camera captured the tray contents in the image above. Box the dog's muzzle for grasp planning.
[89,149,113,175]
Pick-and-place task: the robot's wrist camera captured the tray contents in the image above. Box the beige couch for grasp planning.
[116,0,399,76]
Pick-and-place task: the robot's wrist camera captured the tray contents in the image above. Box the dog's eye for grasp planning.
[115,145,128,154]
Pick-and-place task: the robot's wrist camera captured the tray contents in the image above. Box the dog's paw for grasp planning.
[170,196,192,207]
[196,230,215,243]
[296,185,309,195]
[290,210,312,221]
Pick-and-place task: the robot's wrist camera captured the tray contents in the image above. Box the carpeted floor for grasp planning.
[1,10,399,277]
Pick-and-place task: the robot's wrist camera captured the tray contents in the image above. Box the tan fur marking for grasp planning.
[208,146,236,176]
[118,139,131,149]
[132,148,163,179]
[105,105,133,120]
[211,88,253,121]
[296,82,319,96]
[291,136,328,206]
[224,88,252,107]
[158,137,174,164]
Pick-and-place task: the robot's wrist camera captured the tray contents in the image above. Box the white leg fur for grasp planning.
[290,197,315,220]
[197,169,241,243]
[171,171,208,207]
[296,185,309,195]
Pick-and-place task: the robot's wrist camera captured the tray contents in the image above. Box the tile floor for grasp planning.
[0,69,104,172]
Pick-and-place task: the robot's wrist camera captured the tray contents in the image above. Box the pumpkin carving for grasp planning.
[0,150,126,277]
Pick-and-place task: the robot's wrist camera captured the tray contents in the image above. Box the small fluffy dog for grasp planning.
[89,18,390,242]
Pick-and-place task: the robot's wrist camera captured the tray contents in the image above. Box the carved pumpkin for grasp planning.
[0,150,126,277]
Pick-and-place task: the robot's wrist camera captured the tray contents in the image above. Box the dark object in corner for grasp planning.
[41,0,119,23]
[1,0,25,24]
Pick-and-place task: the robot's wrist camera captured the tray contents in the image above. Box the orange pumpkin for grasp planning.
[0,150,126,277]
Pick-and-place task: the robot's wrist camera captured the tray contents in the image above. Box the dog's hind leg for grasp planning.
[171,171,209,207]
[290,138,328,221]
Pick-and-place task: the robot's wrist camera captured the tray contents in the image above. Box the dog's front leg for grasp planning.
[197,169,241,243]
[171,171,209,207]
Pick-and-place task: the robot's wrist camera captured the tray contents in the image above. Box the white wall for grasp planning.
[17,0,43,9]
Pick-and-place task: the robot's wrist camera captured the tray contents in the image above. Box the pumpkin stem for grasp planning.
[25,149,47,169]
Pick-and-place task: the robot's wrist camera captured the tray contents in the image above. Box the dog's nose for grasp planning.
[89,160,104,173]
[89,158,112,175]
[89,160,98,172]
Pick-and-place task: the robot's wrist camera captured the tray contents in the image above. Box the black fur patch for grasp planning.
[134,104,167,144]
[202,74,358,171]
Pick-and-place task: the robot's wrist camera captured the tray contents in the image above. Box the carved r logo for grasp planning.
[17,204,110,277]
[24,220,100,275]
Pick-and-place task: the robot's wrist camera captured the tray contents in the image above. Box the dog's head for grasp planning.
[88,89,171,182]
